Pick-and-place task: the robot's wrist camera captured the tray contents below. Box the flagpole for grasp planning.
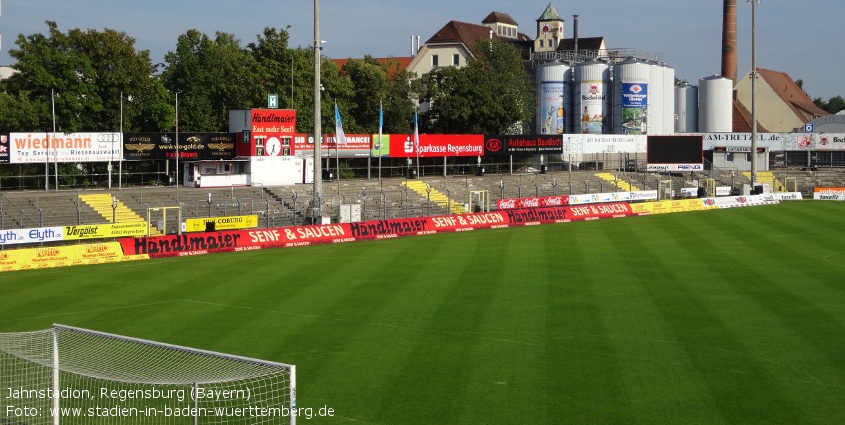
[414,110,420,179]
[333,100,337,181]
[47,89,53,191]
[367,109,372,180]
[378,101,383,185]
[52,89,58,192]
[334,100,345,184]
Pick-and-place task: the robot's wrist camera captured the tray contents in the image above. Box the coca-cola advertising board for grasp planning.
[496,196,570,209]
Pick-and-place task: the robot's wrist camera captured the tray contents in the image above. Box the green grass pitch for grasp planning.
[2,201,844,424]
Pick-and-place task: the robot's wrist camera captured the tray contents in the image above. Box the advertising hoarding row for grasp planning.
[2,194,786,272]
[6,131,845,164]
[119,204,635,258]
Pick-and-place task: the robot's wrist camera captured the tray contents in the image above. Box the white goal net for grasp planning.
[0,324,296,424]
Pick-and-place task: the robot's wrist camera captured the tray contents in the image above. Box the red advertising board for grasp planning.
[387,134,484,158]
[118,203,633,259]
[292,134,371,158]
[503,203,633,225]
[277,224,356,246]
[242,109,297,157]
[497,195,570,209]
[118,225,359,258]
[429,212,510,232]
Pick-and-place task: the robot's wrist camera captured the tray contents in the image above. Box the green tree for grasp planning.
[249,27,296,109]
[2,21,170,133]
[0,91,41,133]
[136,78,176,132]
[161,30,262,132]
[320,57,354,132]
[343,56,389,133]
[825,96,845,114]
[66,26,160,131]
[341,57,417,134]
[247,27,319,134]
[4,21,100,133]
[247,27,352,136]
[813,95,845,114]
[420,39,533,134]
[798,79,843,114]
[384,60,418,134]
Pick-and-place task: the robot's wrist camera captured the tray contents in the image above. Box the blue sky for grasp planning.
[1,0,842,100]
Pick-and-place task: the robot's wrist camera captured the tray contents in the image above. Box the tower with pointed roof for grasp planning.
[535,3,564,53]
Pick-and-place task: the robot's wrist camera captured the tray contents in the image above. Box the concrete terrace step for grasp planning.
[594,172,641,192]
[402,180,467,214]
[78,193,162,235]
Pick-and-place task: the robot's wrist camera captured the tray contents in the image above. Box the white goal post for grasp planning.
[0,324,296,424]
[658,179,673,200]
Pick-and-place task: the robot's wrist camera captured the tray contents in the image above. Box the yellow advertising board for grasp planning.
[0,242,149,272]
[184,215,259,232]
[0,250,29,272]
[631,199,716,216]
[63,222,148,240]
[630,203,654,215]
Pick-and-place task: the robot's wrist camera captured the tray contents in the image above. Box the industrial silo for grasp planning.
[698,75,733,132]
[536,62,573,135]
[613,57,651,135]
[675,83,699,133]
[662,65,675,135]
[648,61,664,135]
[574,59,611,134]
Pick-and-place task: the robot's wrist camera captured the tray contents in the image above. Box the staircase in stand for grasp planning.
[743,171,786,192]
[78,194,161,236]
[594,172,641,191]
[403,181,467,214]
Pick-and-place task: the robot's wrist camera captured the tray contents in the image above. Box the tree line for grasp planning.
[0,21,534,137]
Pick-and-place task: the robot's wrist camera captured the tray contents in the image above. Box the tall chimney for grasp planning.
[573,15,579,55]
[721,0,738,84]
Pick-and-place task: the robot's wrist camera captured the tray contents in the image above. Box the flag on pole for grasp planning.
[334,101,347,146]
[413,110,419,152]
[377,101,383,155]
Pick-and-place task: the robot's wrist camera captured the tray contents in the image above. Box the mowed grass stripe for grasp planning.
[450,228,552,423]
[609,212,809,424]
[537,221,633,423]
[640,208,845,422]
[372,230,520,423]
[683,208,845,421]
[592,217,723,424]
[281,236,468,423]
